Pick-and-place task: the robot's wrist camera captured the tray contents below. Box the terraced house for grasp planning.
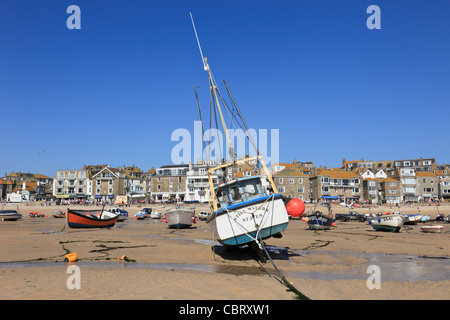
[273,168,309,200]
[310,169,361,202]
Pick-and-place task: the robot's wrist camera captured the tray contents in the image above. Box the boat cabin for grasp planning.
[214,176,268,210]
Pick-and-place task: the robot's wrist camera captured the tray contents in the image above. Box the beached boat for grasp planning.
[67,208,119,228]
[368,214,405,232]
[420,225,445,233]
[165,206,195,229]
[52,210,66,218]
[303,211,334,230]
[150,211,162,219]
[189,16,290,249]
[135,208,152,220]
[29,212,46,218]
[106,207,128,221]
[0,210,22,221]
[404,213,422,225]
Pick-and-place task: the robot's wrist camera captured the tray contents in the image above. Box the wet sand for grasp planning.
[0,202,449,300]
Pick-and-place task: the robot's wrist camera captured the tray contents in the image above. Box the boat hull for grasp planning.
[208,195,289,246]
[420,225,444,233]
[166,210,194,229]
[306,213,334,230]
[369,214,404,232]
[0,210,22,221]
[67,209,119,228]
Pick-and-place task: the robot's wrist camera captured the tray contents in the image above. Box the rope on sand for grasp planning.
[258,237,311,300]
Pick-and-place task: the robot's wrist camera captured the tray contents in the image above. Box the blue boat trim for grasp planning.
[220,222,288,246]
[213,194,283,217]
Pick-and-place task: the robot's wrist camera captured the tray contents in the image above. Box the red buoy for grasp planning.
[285,198,305,218]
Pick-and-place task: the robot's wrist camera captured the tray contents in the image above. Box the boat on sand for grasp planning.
[420,225,445,233]
[368,213,405,232]
[67,208,119,228]
[164,206,195,229]
[0,210,22,221]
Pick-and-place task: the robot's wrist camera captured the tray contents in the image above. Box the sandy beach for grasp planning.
[0,202,449,300]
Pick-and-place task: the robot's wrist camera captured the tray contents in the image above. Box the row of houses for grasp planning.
[2,157,450,204]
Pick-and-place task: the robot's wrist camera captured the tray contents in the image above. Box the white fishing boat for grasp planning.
[165,206,195,229]
[0,210,22,221]
[150,211,162,219]
[420,225,445,233]
[189,15,291,250]
[368,214,405,232]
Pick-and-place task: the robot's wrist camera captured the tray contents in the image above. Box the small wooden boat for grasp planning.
[165,206,195,229]
[302,211,334,230]
[368,214,405,232]
[52,210,66,218]
[420,225,444,233]
[0,210,22,221]
[67,208,119,228]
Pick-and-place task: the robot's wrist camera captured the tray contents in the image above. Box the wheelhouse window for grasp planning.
[215,177,266,208]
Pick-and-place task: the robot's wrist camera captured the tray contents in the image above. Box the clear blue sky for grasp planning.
[1,0,449,177]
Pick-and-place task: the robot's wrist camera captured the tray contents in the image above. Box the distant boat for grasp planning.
[52,210,66,218]
[403,213,422,225]
[420,225,445,233]
[67,208,119,228]
[303,211,334,230]
[29,212,46,218]
[165,206,195,229]
[368,214,405,232]
[135,208,152,220]
[150,211,162,219]
[0,210,22,221]
[105,207,129,221]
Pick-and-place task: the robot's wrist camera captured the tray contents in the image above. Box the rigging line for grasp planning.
[211,85,224,162]
[189,12,206,70]
[223,80,260,155]
[215,88,247,157]
[194,86,207,155]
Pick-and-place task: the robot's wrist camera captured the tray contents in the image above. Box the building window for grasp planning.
[298,178,303,184]
[278,186,285,193]
[157,185,161,190]
[279,178,283,184]
[289,178,294,184]
[297,187,304,193]
[321,177,329,183]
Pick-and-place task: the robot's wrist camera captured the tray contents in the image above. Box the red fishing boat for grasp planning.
[67,208,119,228]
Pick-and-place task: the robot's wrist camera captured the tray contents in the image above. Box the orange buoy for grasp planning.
[64,252,78,262]
[285,198,305,218]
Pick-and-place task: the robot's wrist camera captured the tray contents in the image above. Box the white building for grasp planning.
[185,162,222,203]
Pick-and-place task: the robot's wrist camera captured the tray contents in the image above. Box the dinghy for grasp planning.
[420,225,444,233]
[303,211,334,230]
[0,210,22,221]
[67,208,119,228]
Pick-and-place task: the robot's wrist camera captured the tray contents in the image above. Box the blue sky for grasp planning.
[1,0,449,177]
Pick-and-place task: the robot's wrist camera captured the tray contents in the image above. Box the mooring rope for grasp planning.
[259,238,311,300]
